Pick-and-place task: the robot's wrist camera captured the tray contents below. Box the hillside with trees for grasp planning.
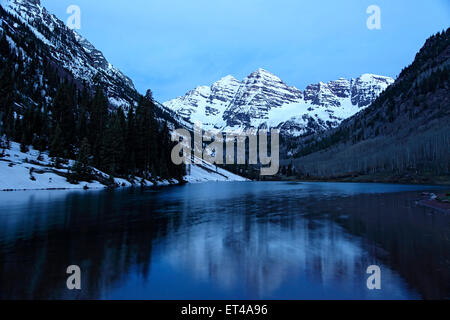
[282,28,450,184]
[0,5,185,185]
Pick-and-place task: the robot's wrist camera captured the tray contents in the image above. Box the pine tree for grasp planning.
[52,81,76,155]
[135,90,156,175]
[100,111,126,175]
[124,107,137,175]
[50,125,65,157]
[69,137,92,183]
[0,32,11,57]
[0,64,15,116]
[76,86,91,140]
[1,105,15,137]
[89,86,109,167]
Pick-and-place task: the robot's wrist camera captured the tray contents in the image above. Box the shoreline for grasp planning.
[262,175,450,187]
[2,179,448,193]
[0,142,246,192]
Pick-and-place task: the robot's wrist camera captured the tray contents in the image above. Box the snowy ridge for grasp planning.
[1,0,139,108]
[164,69,394,136]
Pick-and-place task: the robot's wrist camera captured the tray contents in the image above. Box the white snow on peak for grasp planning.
[163,69,394,136]
[359,73,393,81]
[245,68,284,83]
[214,75,239,85]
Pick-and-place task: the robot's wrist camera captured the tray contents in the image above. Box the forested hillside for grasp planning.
[284,29,450,184]
[0,5,185,184]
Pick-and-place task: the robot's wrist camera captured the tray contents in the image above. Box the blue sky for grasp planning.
[42,0,450,102]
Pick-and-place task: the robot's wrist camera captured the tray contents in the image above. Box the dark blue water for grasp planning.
[0,182,448,300]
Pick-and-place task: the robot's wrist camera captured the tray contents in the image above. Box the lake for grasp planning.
[0,182,448,300]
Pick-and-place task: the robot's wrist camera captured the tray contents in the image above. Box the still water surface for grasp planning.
[0,182,448,300]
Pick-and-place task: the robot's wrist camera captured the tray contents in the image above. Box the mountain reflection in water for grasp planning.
[0,182,448,299]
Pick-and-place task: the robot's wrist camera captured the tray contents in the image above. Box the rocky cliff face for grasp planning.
[1,0,139,107]
[164,68,394,136]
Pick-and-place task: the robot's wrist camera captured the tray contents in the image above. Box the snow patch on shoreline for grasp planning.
[185,157,248,183]
[0,140,247,191]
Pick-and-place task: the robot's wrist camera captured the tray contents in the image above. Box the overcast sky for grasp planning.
[42,0,450,102]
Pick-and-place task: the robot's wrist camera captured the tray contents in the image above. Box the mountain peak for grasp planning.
[244,68,284,87]
[255,68,271,74]
[249,68,278,77]
[21,0,40,5]
[221,74,238,81]
[2,0,41,14]
[164,70,394,135]
[213,75,239,87]
[1,0,139,107]
[358,73,393,81]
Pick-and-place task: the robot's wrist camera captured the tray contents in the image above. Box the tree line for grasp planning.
[279,29,450,182]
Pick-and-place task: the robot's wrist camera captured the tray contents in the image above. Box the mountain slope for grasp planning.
[164,68,393,136]
[287,29,450,184]
[0,0,245,188]
[1,0,139,108]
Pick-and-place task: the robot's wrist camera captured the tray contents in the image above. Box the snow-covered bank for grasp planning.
[0,141,247,191]
[184,157,248,183]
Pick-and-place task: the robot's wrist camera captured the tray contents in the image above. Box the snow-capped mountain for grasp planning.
[164,69,394,136]
[0,0,139,108]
